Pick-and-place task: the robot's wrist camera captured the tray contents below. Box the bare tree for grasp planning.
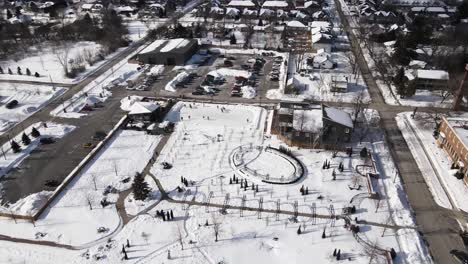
[212,213,222,242]
[90,173,98,191]
[84,192,93,210]
[54,42,71,77]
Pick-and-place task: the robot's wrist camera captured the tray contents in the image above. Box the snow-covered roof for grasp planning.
[312,33,332,43]
[411,6,446,13]
[445,117,468,149]
[323,106,353,128]
[140,39,166,54]
[140,39,194,54]
[81,3,93,9]
[310,21,331,29]
[287,20,307,28]
[409,60,427,68]
[416,69,449,80]
[115,6,135,12]
[129,102,160,115]
[260,8,275,16]
[262,0,288,7]
[226,7,240,16]
[313,53,331,63]
[292,108,322,132]
[228,0,255,7]
[149,3,164,9]
[304,1,319,8]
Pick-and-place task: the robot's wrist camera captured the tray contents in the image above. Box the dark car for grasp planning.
[192,90,204,95]
[5,100,18,109]
[92,131,107,141]
[231,90,243,97]
[45,180,60,187]
[40,137,55,144]
[450,250,468,264]
[224,60,234,67]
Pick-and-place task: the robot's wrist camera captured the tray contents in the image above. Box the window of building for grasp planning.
[345,128,350,133]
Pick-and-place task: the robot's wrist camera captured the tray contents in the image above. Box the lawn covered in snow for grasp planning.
[0,83,65,134]
[0,41,125,84]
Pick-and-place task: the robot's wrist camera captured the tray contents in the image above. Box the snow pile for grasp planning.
[120,95,144,111]
[208,68,251,79]
[0,83,66,134]
[242,86,256,99]
[50,62,140,118]
[2,191,53,216]
[148,65,165,76]
[165,71,189,92]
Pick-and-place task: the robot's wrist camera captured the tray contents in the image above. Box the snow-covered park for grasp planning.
[0,102,430,263]
[0,83,65,134]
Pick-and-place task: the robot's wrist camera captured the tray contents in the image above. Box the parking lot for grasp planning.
[127,52,284,101]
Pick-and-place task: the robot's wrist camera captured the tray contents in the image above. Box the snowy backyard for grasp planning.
[0,83,65,134]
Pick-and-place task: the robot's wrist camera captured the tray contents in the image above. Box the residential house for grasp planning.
[273,103,353,148]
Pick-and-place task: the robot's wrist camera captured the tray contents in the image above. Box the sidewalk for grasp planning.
[396,112,468,212]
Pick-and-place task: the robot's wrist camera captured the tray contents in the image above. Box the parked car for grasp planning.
[40,137,55,144]
[270,75,279,81]
[126,86,136,90]
[45,180,60,187]
[135,85,148,91]
[224,60,233,67]
[231,90,243,97]
[5,100,18,109]
[82,142,95,149]
[450,250,468,264]
[192,90,204,95]
[241,64,250,70]
[92,131,106,141]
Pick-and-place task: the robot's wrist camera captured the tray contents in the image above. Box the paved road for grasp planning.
[0,88,127,203]
[0,1,203,204]
[334,0,466,262]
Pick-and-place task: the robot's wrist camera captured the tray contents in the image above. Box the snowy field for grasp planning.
[0,129,161,246]
[0,102,431,263]
[396,112,467,211]
[0,83,66,134]
[0,41,126,85]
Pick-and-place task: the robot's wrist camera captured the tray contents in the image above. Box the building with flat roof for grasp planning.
[137,38,199,65]
[437,116,468,184]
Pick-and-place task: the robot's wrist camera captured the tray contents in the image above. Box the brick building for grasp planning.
[437,116,468,184]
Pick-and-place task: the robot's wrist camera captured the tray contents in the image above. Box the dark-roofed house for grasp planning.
[273,103,353,149]
[137,38,199,65]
